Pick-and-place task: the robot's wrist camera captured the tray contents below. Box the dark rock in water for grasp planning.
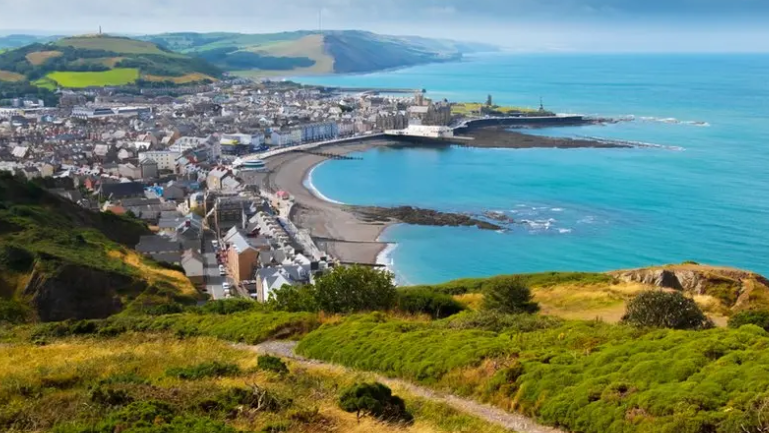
[350,206,502,231]
[484,211,515,224]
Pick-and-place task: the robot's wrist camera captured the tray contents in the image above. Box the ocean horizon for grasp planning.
[298,53,769,284]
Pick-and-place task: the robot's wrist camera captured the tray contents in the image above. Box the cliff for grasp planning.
[0,173,198,323]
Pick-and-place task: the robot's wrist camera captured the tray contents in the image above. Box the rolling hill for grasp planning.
[141,30,498,76]
[0,173,199,323]
[0,34,222,92]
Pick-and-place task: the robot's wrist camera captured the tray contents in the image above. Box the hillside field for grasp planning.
[55,35,175,55]
[45,68,140,87]
[0,70,25,82]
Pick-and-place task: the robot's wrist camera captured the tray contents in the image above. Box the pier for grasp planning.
[290,149,363,160]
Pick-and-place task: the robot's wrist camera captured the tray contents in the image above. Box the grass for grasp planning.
[251,34,334,75]
[45,68,140,88]
[297,313,769,433]
[451,102,553,117]
[143,72,216,83]
[55,35,174,55]
[32,77,57,90]
[25,50,63,65]
[0,334,514,433]
[0,70,25,82]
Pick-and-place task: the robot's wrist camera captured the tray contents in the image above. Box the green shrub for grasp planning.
[621,291,713,330]
[338,382,413,424]
[729,310,769,331]
[196,298,261,315]
[268,285,318,312]
[0,244,35,272]
[314,266,397,314]
[257,355,289,375]
[397,289,466,318]
[0,298,33,324]
[445,311,563,333]
[481,276,539,315]
[165,361,241,380]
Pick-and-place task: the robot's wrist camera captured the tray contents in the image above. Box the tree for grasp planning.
[481,276,539,315]
[313,266,397,314]
[338,382,413,424]
[486,94,493,106]
[621,290,713,330]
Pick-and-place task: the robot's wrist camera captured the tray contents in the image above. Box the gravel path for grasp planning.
[244,341,566,433]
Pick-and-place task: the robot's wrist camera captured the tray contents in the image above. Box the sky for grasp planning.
[1,0,768,52]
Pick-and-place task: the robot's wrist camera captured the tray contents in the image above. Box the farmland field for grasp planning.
[25,50,63,65]
[46,68,140,87]
[0,70,25,82]
[55,36,173,55]
[143,72,216,83]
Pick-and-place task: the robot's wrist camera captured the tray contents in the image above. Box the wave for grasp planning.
[577,135,685,151]
[376,242,410,286]
[303,164,345,205]
[558,228,573,234]
[637,116,711,127]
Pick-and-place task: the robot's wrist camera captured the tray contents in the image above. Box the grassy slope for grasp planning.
[0,174,197,322]
[55,35,176,55]
[0,334,512,433]
[235,34,335,77]
[25,50,63,65]
[297,314,769,433]
[46,68,140,87]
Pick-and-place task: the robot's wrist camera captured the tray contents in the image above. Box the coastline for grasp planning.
[258,128,643,269]
[261,139,397,265]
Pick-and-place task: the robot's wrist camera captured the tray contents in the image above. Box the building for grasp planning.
[224,230,271,283]
[98,182,145,201]
[139,159,159,180]
[206,167,230,191]
[118,163,142,179]
[138,151,181,172]
[71,106,118,120]
[181,249,206,289]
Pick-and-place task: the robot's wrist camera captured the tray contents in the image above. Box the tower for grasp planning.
[539,97,545,112]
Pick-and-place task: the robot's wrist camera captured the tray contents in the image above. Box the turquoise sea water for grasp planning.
[300,54,769,284]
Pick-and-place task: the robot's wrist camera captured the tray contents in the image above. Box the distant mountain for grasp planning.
[0,34,222,93]
[0,34,60,50]
[140,30,498,76]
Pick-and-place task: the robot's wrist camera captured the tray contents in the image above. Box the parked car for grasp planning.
[212,240,219,249]
[218,265,226,276]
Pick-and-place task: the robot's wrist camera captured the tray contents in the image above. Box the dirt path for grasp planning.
[244,341,566,433]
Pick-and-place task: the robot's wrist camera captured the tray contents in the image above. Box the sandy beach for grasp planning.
[261,140,396,265]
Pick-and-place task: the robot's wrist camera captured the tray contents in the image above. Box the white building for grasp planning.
[138,151,181,171]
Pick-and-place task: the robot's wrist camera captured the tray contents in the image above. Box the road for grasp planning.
[201,230,232,300]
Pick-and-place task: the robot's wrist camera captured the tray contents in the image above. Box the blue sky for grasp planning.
[0,0,767,52]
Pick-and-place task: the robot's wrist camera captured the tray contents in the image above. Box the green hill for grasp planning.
[0,173,199,323]
[141,30,497,76]
[0,34,222,95]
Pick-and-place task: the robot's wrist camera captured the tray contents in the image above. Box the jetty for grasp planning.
[291,149,363,160]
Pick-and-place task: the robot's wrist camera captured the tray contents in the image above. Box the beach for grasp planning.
[261,140,396,265]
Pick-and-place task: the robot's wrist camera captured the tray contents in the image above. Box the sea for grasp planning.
[296,53,769,285]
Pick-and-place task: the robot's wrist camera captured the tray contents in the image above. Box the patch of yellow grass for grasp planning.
[142,72,216,83]
[240,34,335,77]
[0,70,25,82]
[533,282,649,323]
[25,50,63,65]
[107,249,197,297]
[454,293,483,311]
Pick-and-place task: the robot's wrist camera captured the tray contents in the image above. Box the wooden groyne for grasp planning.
[290,149,363,160]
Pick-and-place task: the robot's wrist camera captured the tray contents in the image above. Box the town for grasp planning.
[0,78,464,301]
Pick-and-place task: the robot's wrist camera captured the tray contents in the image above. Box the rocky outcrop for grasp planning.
[23,262,147,322]
[350,206,502,231]
[611,265,769,312]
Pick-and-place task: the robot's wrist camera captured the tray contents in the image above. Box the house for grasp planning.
[138,151,181,171]
[225,230,271,283]
[99,182,145,200]
[255,265,311,302]
[162,182,187,202]
[206,167,230,191]
[22,166,41,180]
[135,235,182,263]
[118,163,141,179]
[181,249,206,289]
[140,159,158,180]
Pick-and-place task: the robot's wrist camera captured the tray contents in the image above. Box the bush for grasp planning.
[314,266,397,314]
[268,285,318,312]
[445,311,563,333]
[165,361,241,380]
[257,355,289,375]
[728,310,769,331]
[481,276,539,315]
[338,382,413,424]
[621,290,713,330]
[397,289,466,318]
[197,298,260,315]
[0,298,33,324]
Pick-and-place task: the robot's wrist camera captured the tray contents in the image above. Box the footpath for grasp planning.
[246,341,566,433]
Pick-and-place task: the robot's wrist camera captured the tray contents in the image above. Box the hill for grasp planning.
[0,34,222,94]
[141,30,497,76]
[0,173,199,323]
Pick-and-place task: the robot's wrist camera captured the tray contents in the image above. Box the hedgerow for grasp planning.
[297,314,769,433]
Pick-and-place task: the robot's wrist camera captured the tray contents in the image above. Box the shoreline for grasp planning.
[258,128,645,268]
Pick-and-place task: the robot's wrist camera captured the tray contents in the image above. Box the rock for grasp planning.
[351,206,502,231]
